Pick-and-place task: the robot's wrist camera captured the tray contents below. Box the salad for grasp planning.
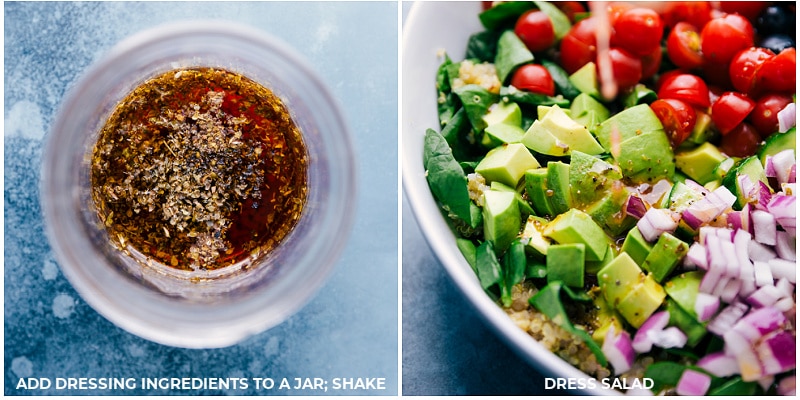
[422,1,796,395]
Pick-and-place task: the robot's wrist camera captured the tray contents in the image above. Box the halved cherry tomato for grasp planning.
[607,47,642,90]
[701,14,755,64]
[748,93,794,138]
[640,46,662,81]
[559,17,597,74]
[719,122,762,157]
[667,22,704,70]
[655,69,684,92]
[755,48,796,93]
[658,73,711,108]
[510,64,556,96]
[661,1,713,30]
[651,98,697,147]
[611,7,664,57]
[515,10,556,52]
[711,91,756,135]
[729,47,775,95]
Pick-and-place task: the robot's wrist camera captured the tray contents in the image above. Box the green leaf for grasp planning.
[477,241,503,290]
[423,129,473,223]
[533,1,572,39]
[529,281,607,366]
[622,83,657,108]
[500,86,570,108]
[501,239,527,307]
[466,30,500,63]
[541,59,581,100]
[707,377,760,396]
[457,238,478,273]
[494,30,534,84]
[478,1,535,31]
[453,84,500,133]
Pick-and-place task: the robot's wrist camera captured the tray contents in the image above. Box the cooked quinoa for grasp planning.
[451,60,502,94]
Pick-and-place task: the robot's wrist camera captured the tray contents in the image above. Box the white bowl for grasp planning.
[402,2,617,395]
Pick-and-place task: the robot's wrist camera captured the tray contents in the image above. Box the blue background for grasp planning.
[4,1,397,395]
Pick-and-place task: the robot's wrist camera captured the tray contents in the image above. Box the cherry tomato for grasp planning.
[711,91,756,135]
[658,73,711,108]
[719,2,768,22]
[559,17,597,74]
[729,47,775,95]
[655,69,684,92]
[606,2,632,26]
[611,7,664,57]
[651,98,697,147]
[556,1,586,23]
[510,64,556,96]
[719,122,762,157]
[701,14,755,64]
[702,60,733,89]
[667,22,704,70]
[756,48,796,93]
[515,10,556,53]
[640,46,662,81]
[748,93,794,138]
[607,47,642,90]
[662,1,713,30]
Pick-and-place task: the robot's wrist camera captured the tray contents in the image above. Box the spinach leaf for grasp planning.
[453,84,500,133]
[476,241,503,290]
[529,281,607,366]
[478,1,535,31]
[457,238,478,273]
[622,83,657,108]
[500,86,570,108]
[707,377,760,396]
[644,362,725,394]
[500,239,527,307]
[436,56,459,128]
[526,260,547,279]
[466,30,500,63]
[423,128,474,225]
[494,30,534,84]
[533,1,571,39]
[541,59,580,100]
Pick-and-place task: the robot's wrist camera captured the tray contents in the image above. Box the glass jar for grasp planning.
[41,21,356,348]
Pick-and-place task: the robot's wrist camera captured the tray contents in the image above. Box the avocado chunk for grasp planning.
[569,150,623,207]
[483,101,523,127]
[591,291,625,345]
[598,252,645,307]
[596,104,664,147]
[620,227,653,267]
[547,243,585,288]
[520,215,551,258]
[482,190,521,253]
[675,142,727,184]
[666,298,708,347]
[721,155,768,210]
[546,161,573,215]
[475,143,541,187]
[663,271,704,320]
[641,232,689,283]
[524,168,557,217]
[616,273,667,328]
[521,105,605,156]
[543,208,609,262]
[570,92,610,133]
[568,61,601,99]
[585,189,637,237]
[482,123,525,148]
[489,181,535,216]
[585,243,617,275]
[683,109,715,146]
[537,105,571,120]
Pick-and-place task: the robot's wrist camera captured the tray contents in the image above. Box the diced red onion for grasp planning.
[682,187,735,230]
[756,180,773,211]
[737,174,758,205]
[768,258,796,284]
[777,375,796,396]
[775,296,795,312]
[757,375,776,391]
[740,277,757,298]
[651,326,688,349]
[705,234,726,274]
[771,149,796,186]
[746,285,782,308]
[774,278,794,299]
[777,102,796,133]
[632,311,670,353]
[733,306,787,341]
[756,329,796,375]
[625,194,647,219]
[685,242,708,270]
[720,279,742,303]
[751,210,777,246]
[720,239,740,278]
[789,164,796,184]
[699,268,722,294]
[748,239,777,262]
[767,194,797,221]
[709,301,749,336]
[640,179,672,206]
[637,207,678,242]
[712,276,732,298]
[753,261,774,287]
[695,292,720,322]
[676,369,712,396]
[683,179,709,195]
[734,229,754,277]
[774,231,796,261]
[603,325,635,374]
[723,329,763,381]
[697,352,740,377]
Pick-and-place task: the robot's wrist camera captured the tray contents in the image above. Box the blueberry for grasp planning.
[756,5,796,36]
[760,34,796,53]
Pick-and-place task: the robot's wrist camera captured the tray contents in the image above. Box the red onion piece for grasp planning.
[695,293,721,322]
[640,179,672,206]
[632,311,670,353]
[753,261,774,287]
[746,285,782,308]
[775,296,795,312]
[767,194,797,221]
[685,242,708,270]
[768,258,796,284]
[625,194,647,219]
[720,279,742,303]
[751,210,777,246]
[699,268,722,294]
[774,278,794,299]
[683,179,709,195]
[789,164,796,184]
[723,329,763,381]
[748,239,777,262]
[676,369,712,396]
[737,174,758,206]
[777,102,796,133]
[756,180,773,211]
[740,277,758,298]
[777,375,796,396]
[637,207,678,242]
[709,301,749,336]
[697,352,739,377]
[756,329,796,375]
[603,325,635,374]
[733,306,787,341]
[734,229,755,276]
[774,231,796,261]
[650,326,688,349]
[771,149,796,186]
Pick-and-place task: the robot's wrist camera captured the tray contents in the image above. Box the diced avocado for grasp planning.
[546,243,585,288]
[616,274,667,328]
[721,155,768,210]
[663,271,703,320]
[673,218,699,243]
[482,190,521,253]
[570,92,610,133]
[521,105,605,156]
[597,252,645,307]
[712,157,736,181]
[666,298,708,347]
[666,181,706,214]
[596,104,664,148]
[546,161,573,215]
[524,168,557,217]
[615,131,676,183]
[584,188,636,237]
[520,215,551,258]
[544,209,609,262]
[569,150,623,207]
[572,110,603,135]
[526,259,547,279]
[585,243,617,275]
[675,142,727,184]
[591,289,625,345]
[620,227,653,267]
[568,61,601,99]
[483,101,523,128]
[537,105,571,120]
[490,181,535,216]
[482,123,525,148]
[704,179,721,191]
[641,232,689,283]
[475,143,541,187]
[683,109,715,147]
[456,238,478,273]
[758,127,796,164]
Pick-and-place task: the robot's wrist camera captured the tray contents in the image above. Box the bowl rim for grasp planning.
[401,2,619,395]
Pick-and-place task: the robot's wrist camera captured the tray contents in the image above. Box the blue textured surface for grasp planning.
[4,1,397,395]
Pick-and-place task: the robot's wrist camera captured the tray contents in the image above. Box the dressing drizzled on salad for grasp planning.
[422,1,795,395]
